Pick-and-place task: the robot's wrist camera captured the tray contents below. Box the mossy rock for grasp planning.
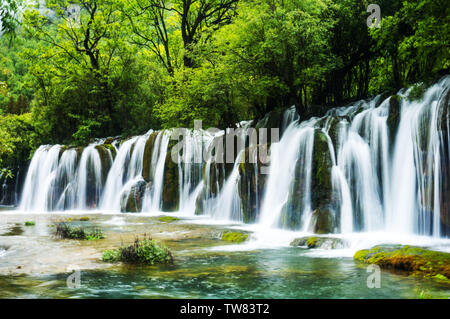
[120,180,147,213]
[353,245,450,280]
[158,216,180,223]
[309,206,336,234]
[311,129,334,209]
[387,95,402,145]
[95,145,114,184]
[79,216,90,221]
[24,221,35,226]
[142,131,160,182]
[290,236,344,249]
[221,231,249,243]
[162,144,180,212]
[237,144,269,223]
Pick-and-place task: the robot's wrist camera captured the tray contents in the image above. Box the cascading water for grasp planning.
[16,76,450,238]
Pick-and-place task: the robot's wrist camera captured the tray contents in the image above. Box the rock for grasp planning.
[309,206,336,234]
[120,180,147,212]
[387,95,402,145]
[221,231,249,243]
[310,129,334,209]
[95,145,114,184]
[438,86,450,236]
[354,245,450,280]
[142,131,160,182]
[290,236,345,249]
[158,216,180,223]
[161,141,180,212]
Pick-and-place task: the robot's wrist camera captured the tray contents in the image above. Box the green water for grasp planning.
[1,248,449,299]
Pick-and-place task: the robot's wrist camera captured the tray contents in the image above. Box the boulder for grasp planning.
[309,206,336,234]
[290,236,345,249]
[120,180,147,212]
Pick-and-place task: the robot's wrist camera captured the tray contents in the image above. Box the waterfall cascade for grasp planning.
[16,77,450,237]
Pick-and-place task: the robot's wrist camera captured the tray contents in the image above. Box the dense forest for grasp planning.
[0,0,449,174]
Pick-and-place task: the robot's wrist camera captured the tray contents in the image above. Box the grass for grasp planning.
[55,223,104,240]
[24,221,35,226]
[102,235,173,265]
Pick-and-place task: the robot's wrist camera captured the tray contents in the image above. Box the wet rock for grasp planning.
[387,95,402,145]
[221,231,249,243]
[162,140,180,212]
[438,86,450,236]
[238,144,269,223]
[95,145,114,184]
[290,236,345,249]
[309,206,336,234]
[142,131,160,182]
[354,245,450,280]
[120,180,147,213]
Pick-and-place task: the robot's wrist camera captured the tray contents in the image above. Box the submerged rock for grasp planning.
[290,236,345,249]
[120,180,147,213]
[354,245,450,281]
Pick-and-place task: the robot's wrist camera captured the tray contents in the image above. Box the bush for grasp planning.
[24,221,35,226]
[55,223,104,240]
[101,235,173,265]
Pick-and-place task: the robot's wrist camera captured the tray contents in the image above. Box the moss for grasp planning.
[407,82,426,102]
[158,216,180,223]
[142,131,160,182]
[306,237,319,248]
[221,231,249,243]
[79,216,90,221]
[24,221,35,226]
[353,245,450,279]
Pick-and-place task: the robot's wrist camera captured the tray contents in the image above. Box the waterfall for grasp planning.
[16,77,450,238]
[142,131,170,212]
[100,133,149,211]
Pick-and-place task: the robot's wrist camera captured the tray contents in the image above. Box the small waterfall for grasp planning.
[20,145,61,211]
[258,122,315,228]
[100,133,149,211]
[75,143,104,209]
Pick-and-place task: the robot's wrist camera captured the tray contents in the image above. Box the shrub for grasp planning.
[55,223,104,240]
[101,235,173,265]
[24,221,35,226]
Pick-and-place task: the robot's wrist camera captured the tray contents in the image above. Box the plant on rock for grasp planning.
[55,223,104,240]
[101,235,173,265]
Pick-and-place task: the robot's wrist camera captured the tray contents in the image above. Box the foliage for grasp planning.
[102,235,174,264]
[24,221,35,226]
[55,223,105,240]
[0,0,447,158]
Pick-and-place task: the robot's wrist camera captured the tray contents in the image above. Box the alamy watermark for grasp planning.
[169,120,279,174]
[367,4,381,28]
